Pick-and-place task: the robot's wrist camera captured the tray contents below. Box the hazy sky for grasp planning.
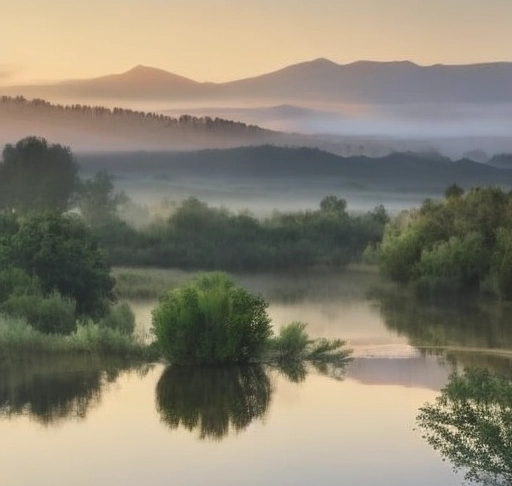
[2,0,512,84]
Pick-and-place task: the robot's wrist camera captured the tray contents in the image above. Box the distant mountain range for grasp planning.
[3,59,512,104]
[78,145,512,194]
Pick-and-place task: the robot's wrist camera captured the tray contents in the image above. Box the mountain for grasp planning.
[218,58,512,103]
[78,145,512,192]
[1,65,204,102]
[58,65,204,99]
[2,59,512,104]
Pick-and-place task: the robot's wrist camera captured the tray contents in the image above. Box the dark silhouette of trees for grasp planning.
[0,136,79,212]
[0,96,267,142]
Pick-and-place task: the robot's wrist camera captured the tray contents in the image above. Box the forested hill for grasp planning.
[0,96,279,151]
[77,145,512,193]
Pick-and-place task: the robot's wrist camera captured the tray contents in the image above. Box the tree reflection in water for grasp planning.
[417,368,512,485]
[156,366,272,440]
[0,358,150,425]
[156,359,349,441]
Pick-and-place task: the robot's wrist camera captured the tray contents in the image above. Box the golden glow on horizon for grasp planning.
[2,0,512,84]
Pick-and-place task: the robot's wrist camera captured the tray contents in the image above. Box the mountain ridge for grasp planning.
[2,58,512,104]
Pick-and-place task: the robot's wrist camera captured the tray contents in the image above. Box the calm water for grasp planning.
[2,269,512,486]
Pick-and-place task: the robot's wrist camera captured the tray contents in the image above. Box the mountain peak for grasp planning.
[97,64,199,87]
[309,57,339,66]
[127,65,167,75]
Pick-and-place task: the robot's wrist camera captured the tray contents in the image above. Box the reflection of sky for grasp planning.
[0,366,462,486]
[0,271,485,485]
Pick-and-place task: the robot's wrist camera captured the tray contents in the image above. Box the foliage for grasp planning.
[0,136,79,212]
[98,302,136,336]
[270,322,310,361]
[0,211,115,318]
[444,183,464,199]
[379,186,512,299]
[0,267,40,302]
[78,170,128,227]
[97,195,388,271]
[152,273,272,365]
[0,291,76,335]
[0,316,153,360]
[492,228,512,298]
[417,368,512,485]
[156,365,272,440]
[269,321,350,364]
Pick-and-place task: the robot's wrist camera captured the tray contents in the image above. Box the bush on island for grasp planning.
[151,272,272,365]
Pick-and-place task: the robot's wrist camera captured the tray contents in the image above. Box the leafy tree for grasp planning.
[379,224,424,284]
[320,195,347,215]
[0,137,79,212]
[1,291,76,334]
[379,186,512,298]
[417,368,512,485]
[78,170,128,227]
[151,272,272,365]
[98,301,136,335]
[492,228,512,298]
[417,231,489,291]
[0,212,115,318]
[444,183,464,199]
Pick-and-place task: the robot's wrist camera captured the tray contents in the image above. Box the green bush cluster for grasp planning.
[98,301,136,335]
[0,211,115,320]
[378,186,512,299]
[1,291,76,335]
[0,317,152,360]
[0,212,136,337]
[93,196,388,271]
[152,273,272,365]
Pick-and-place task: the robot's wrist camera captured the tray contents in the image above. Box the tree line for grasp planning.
[0,96,267,134]
[0,136,388,334]
[378,184,512,299]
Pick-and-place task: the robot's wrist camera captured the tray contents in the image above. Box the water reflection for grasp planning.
[156,366,272,440]
[375,291,512,364]
[156,359,350,441]
[0,358,150,425]
[273,361,308,383]
[417,367,512,485]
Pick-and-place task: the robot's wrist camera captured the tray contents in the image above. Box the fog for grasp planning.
[163,102,512,159]
[2,92,512,158]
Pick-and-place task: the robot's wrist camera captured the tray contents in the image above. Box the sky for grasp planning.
[1,0,512,84]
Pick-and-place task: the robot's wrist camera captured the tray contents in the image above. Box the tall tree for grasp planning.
[0,137,79,212]
[2,212,115,318]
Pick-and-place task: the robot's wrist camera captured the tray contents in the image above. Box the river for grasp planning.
[2,268,511,486]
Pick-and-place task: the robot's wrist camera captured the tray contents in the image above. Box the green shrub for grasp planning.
[0,316,154,360]
[0,291,76,335]
[269,322,350,364]
[98,302,136,335]
[270,321,310,361]
[151,272,272,365]
[0,267,40,301]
